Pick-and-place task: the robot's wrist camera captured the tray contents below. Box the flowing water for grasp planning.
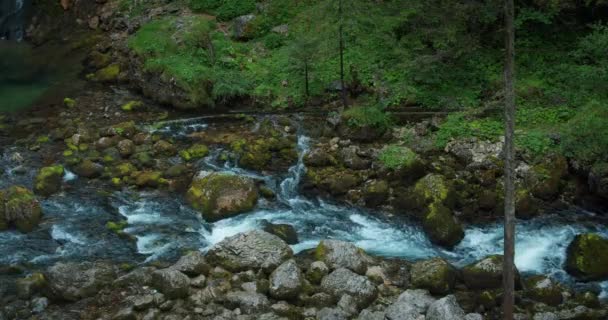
[1,117,608,297]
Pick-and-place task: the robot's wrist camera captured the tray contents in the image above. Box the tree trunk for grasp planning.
[503,0,516,319]
[338,0,348,108]
[304,60,310,98]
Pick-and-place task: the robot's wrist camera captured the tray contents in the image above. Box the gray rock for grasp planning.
[207,230,293,272]
[225,291,270,314]
[341,146,370,170]
[113,307,136,320]
[385,289,435,320]
[271,24,289,35]
[30,297,48,314]
[337,294,358,316]
[191,275,207,288]
[321,268,377,308]
[114,267,155,287]
[269,259,303,300]
[132,294,155,311]
[316,240,368,274]
[306,261,329,284]
[152,269,190,299]
[317,307,349,320]
[410,258,456,294]
[233,14,256,40]
[462,255,519,290]
[142,308,161,320]
[171,251,210,276]
[426,295,465,320]
[45,262,115,301]
[533,312,558,320]
[358,309,386,320]
[465,314,483,320]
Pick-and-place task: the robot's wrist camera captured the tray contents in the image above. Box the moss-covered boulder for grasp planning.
[404,174,455,213]
[422,202,464,248]
[362,179,389,207]
[117,139,135,158]
[111,162,137,178]
[462,255,520,290]
[410,258,456,294]
[262,221,299,245]
[74,159,103,178]
[134,171,167,188]
[565,233,608,281]
[179,144,209,161]
[524,275,563,306]
[34,165,64,196]
[0,186,43,233]
[153,140,177,156]
[530,156,568,200]
[305,167,364,196]
[186,172,259,222]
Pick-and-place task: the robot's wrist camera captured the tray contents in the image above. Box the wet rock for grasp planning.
[134,171,166,188]
[30,297,48,314]
[262,221,299,244]
[321,268,377,308]
[170,251,210,276]
[186,171,259,222]
[362,179,390,207]
[151,269,190,299]
[34,165,64,196]
[426,295,465,320]
[179,144,209,161]
[269,259,303,300]
[410,258,456,294]
[114,267,156,287]
[315,240,368,274]
[462,255,520,289]
[422,202,464,248]
[117,139,135,157]
[0,186,43,233]
[225,291,270,314]
[94,64,120,82]
[45,262,116,301]
[529,156,568,200]
[524,276,563,306]
[16,273,46,299]
[306,261,329,285]
[153,140,177,156]
[385,289,435,320]
[565,233,608,281]
[74,159,103,178]
[409,173,455,211]
[206,230,293,272]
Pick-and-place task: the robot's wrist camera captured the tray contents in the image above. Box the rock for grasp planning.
[337,294,359,315]
[362,179,390,207]
[34,165,64,196]
[317,307,349,320]
[306,261,329,285]
[153,140,177,156]
[151,269,190,299]
[589,163,608,199]
[262,221,299,244]
[462,255,519,289]
[170,251,210,276]
[16,273,46,299]
[321,268,377,308]
[341,146,371,170]
[94,64,120,82]
[426,295,465,320]
[410,258,456,294]
[524,276,563,306]
[74,159,103,178]
[132,294,155,311]
[445,138,502,166]
[0,186,43,232]
[113,267,155,287]
[271,24,289,35]
[186,172,259,222]
[304,148,336,167]
[206,230,293,272]
[269,259,303,300]
[315,240,368,274]
[134,171,166,188]
[533,312,558,320]
[117,139,135,157]
[410,173,454,210]
[465,314,483,320]
[45,262,115,301]
[385,289,435,320]
[365,266,387,284]
[225,291,270,314]
[565,233,608,281]
[179,144,209,161]
[191,274,207,288]
[422,202,464,248]
[121,101,144,112]
[113,307,136,320]
[358,309,386,320]
[30,297,48,314]
[233,14,256,40]
[529,156,568,200]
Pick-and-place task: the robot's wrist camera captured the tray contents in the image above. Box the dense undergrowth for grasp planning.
[121,0,608,167]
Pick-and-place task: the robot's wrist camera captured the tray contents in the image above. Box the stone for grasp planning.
[191,275,207,288]
[565,233,608,281]
[321,268,377,308]
[153,140,177,156]
[30,297,48,314]
[233,14,256,40]
[262,221,299,244]
[385,289,435,320]
[113,267,155,287]
[465,314,483,320]
[410,258,456,294]
[151,269,190,299]
[186,172,259,222]
[0,186,42,233]
[269,259,303,300]
[171,251,210,276]
[132,294,155,311]
[45,262,115,301]
[306,261,329,285]
[533,313,558,320]
[74,159,103,178]
[225,291,270,314]
[337,294,358,315]
[113,307,136,320]
[358,309,386,320]
[426,295,466,320]
[34,165,64,196]
[524,276,563,306]
[422,202,464,248]
[315,240,368,274]
[317,307,349,320]
[16,273,46,299]
[462,255,519,289]
[117,139,135,157]
[206,230,293,272]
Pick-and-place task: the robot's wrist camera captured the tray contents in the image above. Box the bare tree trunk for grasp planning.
[338,0,348,108]
[503,0,516,319]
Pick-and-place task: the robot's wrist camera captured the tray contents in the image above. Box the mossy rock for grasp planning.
[134,171,167,188]
[154,140,177,156]
[1,186,43,233]
[186,172,259,222]
[63,98,76,108]
[410,257,456,294]
[34,165,64,196]
[530,155,568,200]
[524,275,563,306]
[565,233,608,281]
[133,152,154,168]
[237,139,273,171]
[462,255,520,290]
[110,121,138,138]
[121,101,144,112]
[422,202,464,248]
[112,162,137,178]
[180,144,209,161]
[74,159,103,178]
[262,221,298,244]
[164,164,189,178]
[259,186,276,199]
[410,174,456,211]
[362,179,389,207]
[106,220,128,234]
[94,64,120,82]
[16,272,47,299]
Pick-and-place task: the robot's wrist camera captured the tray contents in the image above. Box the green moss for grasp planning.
[134,171,167,188]
[121,100,144,112]
[314,241,327,261]
[94,64,121,82]
[423,202,464,248]
[106,220,128,233]
[63,98,76,108]
[565,233,608,281]
[34,165,64,196]
[2,186,43,233]
[36,135,49,144]
[180,144,210,161]
[378,145,418,170]
[113,162,137,177]
[410,258,455,294]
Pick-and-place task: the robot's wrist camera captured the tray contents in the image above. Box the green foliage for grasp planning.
[574,23,608,65]
[189,0,256,21]
[434,113,503,148]
[342,105,393,130]
[378,145,418,170]
[561,101,608,166]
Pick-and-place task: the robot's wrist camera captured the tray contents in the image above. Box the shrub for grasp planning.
[342,105,393,130]
[561,101,608,166]
[378,145,418,170]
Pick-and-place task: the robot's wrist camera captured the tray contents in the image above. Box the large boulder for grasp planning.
[0,186,43,232]
[45,262,116,301]
[529,156,568,200]
[151,269,190,299]
[170,251,210,277]
[269,259,303,300]
[410,258,456,294]
[315,240,369,274]
[186,172,259,222]
[565,233,608,281]
[462,255,519,289]
[410,174,454,210]
[385,289,435,320]
[422,203,464,248]
[426,295,466,320]
[321,268,378,308]
[34,165,64,196]
[206,230,293,272]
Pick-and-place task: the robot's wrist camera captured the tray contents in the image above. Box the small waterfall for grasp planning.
[279,135,310,202]
[0,0,29,41]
